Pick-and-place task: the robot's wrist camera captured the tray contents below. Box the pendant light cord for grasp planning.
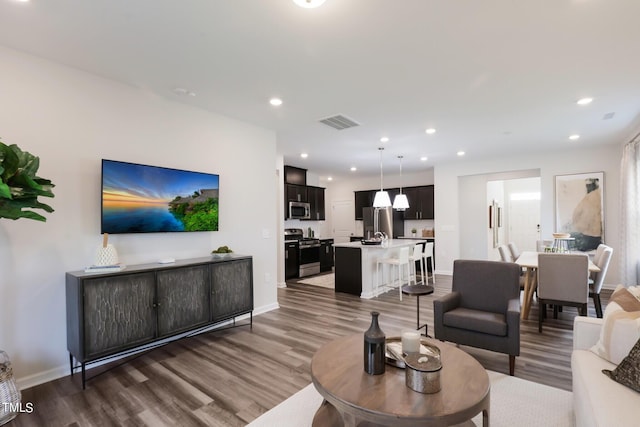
[379,147,384,191]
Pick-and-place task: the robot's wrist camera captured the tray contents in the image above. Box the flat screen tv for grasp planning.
[101,159,219,234]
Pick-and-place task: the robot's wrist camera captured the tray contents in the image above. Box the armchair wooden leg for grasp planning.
[509,355,515,376]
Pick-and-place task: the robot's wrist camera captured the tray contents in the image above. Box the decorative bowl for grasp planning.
[211,252,232,258]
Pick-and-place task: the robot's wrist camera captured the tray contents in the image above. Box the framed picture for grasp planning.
[555,172,604,252]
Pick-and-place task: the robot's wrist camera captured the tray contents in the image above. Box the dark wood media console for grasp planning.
[65,255,253,388]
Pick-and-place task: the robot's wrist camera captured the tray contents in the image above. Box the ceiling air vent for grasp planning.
[319,114,360,130]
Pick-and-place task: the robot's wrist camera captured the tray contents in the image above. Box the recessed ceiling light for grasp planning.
[300,153,308,158]
[293,0,326,8]
[350,166,357,172]
[569,134,580,140]
[577,97,593,105]
[269,98,283,106]
[327,177,333,181]
[457,151,465,156]
[380,137,389,143]
[425,128,436,135]
[420,157,428,162]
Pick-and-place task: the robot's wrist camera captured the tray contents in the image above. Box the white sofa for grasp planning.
[571,316,640,427]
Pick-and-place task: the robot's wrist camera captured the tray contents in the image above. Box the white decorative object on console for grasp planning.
[94,233,119,266]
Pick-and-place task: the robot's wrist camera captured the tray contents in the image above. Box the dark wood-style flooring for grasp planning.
[9,274,611,426]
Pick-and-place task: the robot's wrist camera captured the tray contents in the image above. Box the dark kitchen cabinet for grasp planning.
[66,256,253,388]
[320,239,334,272]
[404,185,434,220]
[285,241,299,279]
[284,165,307,185]
[286,184,308,203]
[354,190,374,220]
[307,186,325,221]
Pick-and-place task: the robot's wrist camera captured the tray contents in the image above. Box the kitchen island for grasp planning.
[333,239,427,298]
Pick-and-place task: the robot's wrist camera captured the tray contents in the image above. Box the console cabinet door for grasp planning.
[83,272,156,359]
[210,259,253,322]
[156,265,210,337]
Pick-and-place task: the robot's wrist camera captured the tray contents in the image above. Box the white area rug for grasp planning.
[297,273,334,289]
[246,370,574,427]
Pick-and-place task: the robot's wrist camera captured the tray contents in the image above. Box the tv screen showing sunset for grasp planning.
[101,160,219,234]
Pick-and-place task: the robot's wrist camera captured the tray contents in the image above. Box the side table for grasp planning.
[401,284,434,336]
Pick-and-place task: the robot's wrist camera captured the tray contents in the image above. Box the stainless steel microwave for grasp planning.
[289,201,311,219]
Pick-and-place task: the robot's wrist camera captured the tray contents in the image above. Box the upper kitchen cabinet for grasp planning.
[284,165,307,186]
[404,185,434,219]
[286,184,308,203]
[354,190,374,220]
[307,186,326,221]
[283,165,325,221]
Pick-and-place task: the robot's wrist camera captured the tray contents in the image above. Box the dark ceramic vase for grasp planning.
[364,311,386,375]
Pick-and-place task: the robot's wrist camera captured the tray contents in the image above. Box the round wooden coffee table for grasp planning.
[311,334,490,427]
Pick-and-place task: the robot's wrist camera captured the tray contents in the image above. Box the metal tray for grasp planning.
[385,336,441,369]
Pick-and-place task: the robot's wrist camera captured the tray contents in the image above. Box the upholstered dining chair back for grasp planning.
[507,242,521,262]
[537,253,589,304]
[498,245,512,262]
[591,246,612,295]
[593,244,608,266]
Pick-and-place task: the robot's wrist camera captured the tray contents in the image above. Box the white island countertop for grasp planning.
[333,239,427,249]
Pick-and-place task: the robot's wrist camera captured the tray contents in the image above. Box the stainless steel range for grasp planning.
[285,228,320,277]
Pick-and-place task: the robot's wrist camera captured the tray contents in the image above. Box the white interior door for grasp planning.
[332,199,355,244]
[508,198,540,252]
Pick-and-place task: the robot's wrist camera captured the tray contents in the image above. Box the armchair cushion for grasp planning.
[443,308,506,336]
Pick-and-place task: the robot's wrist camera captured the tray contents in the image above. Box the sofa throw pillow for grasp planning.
[590,285,640,365]
[602,336,640,393]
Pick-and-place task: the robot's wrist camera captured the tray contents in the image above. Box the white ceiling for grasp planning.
[1,0,639,180]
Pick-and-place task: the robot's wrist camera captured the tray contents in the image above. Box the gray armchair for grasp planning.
[433,260,521,375]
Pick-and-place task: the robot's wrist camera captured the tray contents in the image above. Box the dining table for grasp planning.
[515,251,600,320]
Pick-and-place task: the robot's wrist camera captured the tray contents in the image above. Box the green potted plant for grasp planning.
[411,228,417,237]
[0,140,55,221]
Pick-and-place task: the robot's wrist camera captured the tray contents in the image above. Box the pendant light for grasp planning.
[373,147,391,207]
[393,155,410,211]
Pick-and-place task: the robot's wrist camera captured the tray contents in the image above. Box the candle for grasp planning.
[402,330,421,354]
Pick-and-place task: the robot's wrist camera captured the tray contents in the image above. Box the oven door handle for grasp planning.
[301,244,321,249]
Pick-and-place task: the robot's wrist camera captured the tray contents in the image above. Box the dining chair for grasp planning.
[376,246,412,301]
[498,245,512,262]
[537,253,589,332]
[589,245,613,318]
[422,242,435,285]
[508,242,521,262]
[408,244,425,285]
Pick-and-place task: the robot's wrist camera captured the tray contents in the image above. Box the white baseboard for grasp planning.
[16,302,281,391]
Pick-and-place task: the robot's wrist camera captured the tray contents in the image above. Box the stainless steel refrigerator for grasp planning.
[363,206,404,239]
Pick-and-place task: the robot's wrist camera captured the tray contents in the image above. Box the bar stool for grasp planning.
[422,242,435,285]
[408,244,424,285]
[376,246,412,301]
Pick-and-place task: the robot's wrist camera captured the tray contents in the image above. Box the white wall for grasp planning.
[0,46,279,388]
[434,145,623,285]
